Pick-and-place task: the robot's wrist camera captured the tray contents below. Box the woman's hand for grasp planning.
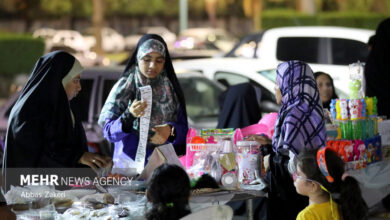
[246,134,272,146]
[129,100,147,118]
[150,124,172,145]
[79,152,113,170]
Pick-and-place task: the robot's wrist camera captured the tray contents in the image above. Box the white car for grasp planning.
[84,27,126,53]
[173,58,281,114]
[32,28,57,51]
[32,28,57,39]
[226,26,374,97]
[51,30,91,52]
[49,45,110,67]
[178,28,237,53]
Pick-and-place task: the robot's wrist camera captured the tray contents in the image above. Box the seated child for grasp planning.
[146,164,191,220]
[294,148,367,220]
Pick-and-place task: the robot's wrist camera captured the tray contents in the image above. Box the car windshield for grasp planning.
[258,69,277,83]
[178,76,223,121]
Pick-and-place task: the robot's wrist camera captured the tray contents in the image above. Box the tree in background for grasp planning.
[370,0,390,13]
[0,0,42,31]
[205,0,217,27]
[319,0,340,11]
[1,0,389,35]
[243,0,263,30]
[337,0,390,13]
[296,0,315,15]
[92,0,104,55]
[316,0,390,13]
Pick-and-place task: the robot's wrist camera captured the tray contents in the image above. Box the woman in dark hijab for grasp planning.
[99,34,188,171]
[365,18,390,118]
[3,51,111,169]
[313,71,338,110]
[217,83,261,129]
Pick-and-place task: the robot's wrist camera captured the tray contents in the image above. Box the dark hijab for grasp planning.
[217,83,261,129]
[313,71,338,109]
[3,51,88,168]
[365,18,390,118]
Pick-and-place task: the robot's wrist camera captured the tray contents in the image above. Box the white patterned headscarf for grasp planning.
[137,39,166,62]
[99,38,178,136]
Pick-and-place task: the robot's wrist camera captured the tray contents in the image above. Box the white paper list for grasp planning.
[134,85,152,174]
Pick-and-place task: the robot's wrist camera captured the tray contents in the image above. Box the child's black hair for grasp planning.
[297,148,368,220]
[191,174,219,189]
[145,164,191,220]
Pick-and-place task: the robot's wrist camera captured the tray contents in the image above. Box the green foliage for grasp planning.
[71,0,92,18]
[106,0,165,16]
[317,12,388,30]
[260,10,388,30]
[0,0,16,12]
[188,0,206,18]
[12,0,42,19]
[161,0,179,17]
[338,0,390,13]
[106,0,179,17]
[215,0,230,17]
[40,0,72,17]
[0,33,44,78]
[0,0,389,20]
[262,9,317,29]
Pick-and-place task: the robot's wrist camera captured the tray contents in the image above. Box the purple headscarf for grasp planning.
[272,60,326,155]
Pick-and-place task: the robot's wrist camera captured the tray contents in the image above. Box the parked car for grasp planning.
[178,28,237,53]
[125,26,177,51]
[51,29,91,52]
[49,45,110,67]
[32,28,57,51]
[32,28,57,40]
[225,26,374,96]
[172,36,223,59]
[83,27,126,53]
[0,66,225,156]
[173,58,281,114]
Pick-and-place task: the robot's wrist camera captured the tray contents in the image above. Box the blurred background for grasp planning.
[0,0,388,109]
[0,3,389,219]
[0,0,389,178]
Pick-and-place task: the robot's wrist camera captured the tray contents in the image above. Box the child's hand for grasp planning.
[129,99,147,118]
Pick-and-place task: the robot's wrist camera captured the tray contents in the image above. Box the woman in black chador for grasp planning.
[217,83,261,129]
[365,18,390,118]
[3,51,111,169]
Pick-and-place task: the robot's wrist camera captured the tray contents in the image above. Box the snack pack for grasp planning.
[236,141,261,185]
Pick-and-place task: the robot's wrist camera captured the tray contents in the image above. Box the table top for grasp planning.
[190,188,266,203]
[12,186,266,219]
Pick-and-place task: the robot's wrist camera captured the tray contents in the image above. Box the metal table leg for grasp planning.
[247,198,253,220]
